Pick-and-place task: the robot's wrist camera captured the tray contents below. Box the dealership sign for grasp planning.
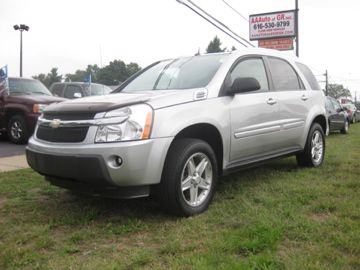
[258,38,294,51]
[249,10,296,40]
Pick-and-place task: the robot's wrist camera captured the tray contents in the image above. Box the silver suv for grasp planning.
[26,49,327,216]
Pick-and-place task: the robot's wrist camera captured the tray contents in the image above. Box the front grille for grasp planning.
[43,112,96,120]
[37,125,89,142]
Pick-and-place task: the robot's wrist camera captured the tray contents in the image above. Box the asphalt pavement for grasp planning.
[0,136,26,157]
[0,134,28,172]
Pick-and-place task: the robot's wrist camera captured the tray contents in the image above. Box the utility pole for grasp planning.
[325,70,328,96]
[295,0,299,57]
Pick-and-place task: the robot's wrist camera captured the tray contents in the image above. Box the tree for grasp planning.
[32,73,47,85]
[327,83,352,99]
[34,60,141,87]
[97,60,141,85]
[46,68,62,87]
[206,36,226,53]
[33,68,62,88]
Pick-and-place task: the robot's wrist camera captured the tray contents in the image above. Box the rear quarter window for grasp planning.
[296,63,321,90]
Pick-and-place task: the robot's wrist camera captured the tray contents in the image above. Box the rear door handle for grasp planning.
[267,98,277,105]
[301,95,308,101]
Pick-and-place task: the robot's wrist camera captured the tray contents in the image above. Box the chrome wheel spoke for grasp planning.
[198,177,210,190]
[187,158,196,175]
[196,158,208,176]
[182,176,192,191]
[190,185,198,204]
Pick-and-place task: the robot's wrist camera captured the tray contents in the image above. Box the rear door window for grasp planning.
[268,57,302,90]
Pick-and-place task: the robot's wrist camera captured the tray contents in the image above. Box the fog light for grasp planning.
[108,155,123,168]
[115,156,123,167]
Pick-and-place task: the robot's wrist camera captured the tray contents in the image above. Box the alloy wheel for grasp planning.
[311,130,324,164]
[180,152,213,207]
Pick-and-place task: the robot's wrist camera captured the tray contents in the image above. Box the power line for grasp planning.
[221,0,248,22]
[175,0,251,48]
[187,0,254,47]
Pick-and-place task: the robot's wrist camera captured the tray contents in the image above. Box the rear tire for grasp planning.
[340,120,349,134]
[296,123,325,167]
[155,138,218,216]
[7,115,29,144]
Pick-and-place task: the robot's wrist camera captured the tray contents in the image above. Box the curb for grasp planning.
[0,155,29,172]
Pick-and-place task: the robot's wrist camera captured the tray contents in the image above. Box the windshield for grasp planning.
[121,54,227,92]
[9,78,52,96]
[85,84,112,96]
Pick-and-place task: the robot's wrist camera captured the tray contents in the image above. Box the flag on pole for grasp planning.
[84,74,92,95]
[83,74,92,85]
[0,65,8,91]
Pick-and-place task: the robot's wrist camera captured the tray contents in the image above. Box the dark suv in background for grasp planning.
[325,96,349,134]
[0,77,65,144]
[50,82,112,99]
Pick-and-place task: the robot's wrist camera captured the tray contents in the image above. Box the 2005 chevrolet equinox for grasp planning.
[26,48,327,216]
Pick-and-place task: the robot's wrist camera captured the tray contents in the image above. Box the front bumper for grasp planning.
[26,136,173,189]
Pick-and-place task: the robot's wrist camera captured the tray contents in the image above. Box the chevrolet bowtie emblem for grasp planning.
[50,119,61,129]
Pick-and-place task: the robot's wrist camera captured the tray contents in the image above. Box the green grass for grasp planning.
[1,124,360,269]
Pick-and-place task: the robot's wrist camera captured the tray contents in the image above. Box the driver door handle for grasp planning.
[301,95,308,101]
[267,98,277,105]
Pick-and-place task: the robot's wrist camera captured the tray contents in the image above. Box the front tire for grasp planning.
[296,123,325,167]
[156,138,218,216]
[7,115,29,144]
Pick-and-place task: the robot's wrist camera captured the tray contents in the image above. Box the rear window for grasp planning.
[51,84,64,97]
[296,62,321,90]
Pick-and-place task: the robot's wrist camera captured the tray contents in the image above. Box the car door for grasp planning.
[331,99,345,129]
[265,56,311,150]
[228,56,281,164]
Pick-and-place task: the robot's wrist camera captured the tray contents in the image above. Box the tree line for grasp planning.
[33,60,141,88]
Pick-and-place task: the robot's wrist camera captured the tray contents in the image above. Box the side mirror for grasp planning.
[73,92,82,98]
[229,77,261,95]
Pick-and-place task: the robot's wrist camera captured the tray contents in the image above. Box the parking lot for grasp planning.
[0,136,26,157]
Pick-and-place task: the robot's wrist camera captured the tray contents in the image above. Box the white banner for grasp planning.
[249,10,296,41]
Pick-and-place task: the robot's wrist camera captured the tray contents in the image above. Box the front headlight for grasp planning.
[33,104,48,114]
[95,104,153,143]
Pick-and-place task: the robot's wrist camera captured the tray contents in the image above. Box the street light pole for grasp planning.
[295,0,299,57]
[13,24,30,77]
